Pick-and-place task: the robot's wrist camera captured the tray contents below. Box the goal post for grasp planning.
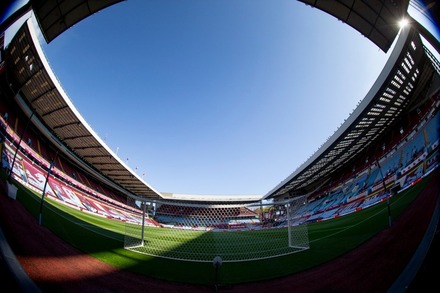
[287,195,310,250]
[124,196,309,262]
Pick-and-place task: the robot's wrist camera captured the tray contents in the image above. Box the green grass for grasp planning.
[7,172,433,286]
[125,223,297,262]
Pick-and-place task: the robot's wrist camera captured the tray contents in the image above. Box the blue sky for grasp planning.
[36,0,399,196]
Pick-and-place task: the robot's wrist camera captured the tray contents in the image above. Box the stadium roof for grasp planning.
[264,25,439,200]
[5,20,162,200]
[298,0,410,53]
[3,1,438,203]
[31,0,123,43]
[160,192,262,203]
[0,1,123,44]
[28,0,412,51]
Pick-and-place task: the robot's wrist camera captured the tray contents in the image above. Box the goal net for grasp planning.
[124,196,309,262]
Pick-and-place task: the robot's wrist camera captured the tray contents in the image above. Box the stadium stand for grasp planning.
[0,0,439,290]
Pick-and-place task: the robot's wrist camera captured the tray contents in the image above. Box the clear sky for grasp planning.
[34,0,398,196]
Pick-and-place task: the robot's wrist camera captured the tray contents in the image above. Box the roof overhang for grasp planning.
[5,19,162,200]
[298,0,410,52]
[31,0,124,43]
[160,192,263,203]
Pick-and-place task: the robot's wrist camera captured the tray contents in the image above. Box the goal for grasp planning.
[124,196,309,262]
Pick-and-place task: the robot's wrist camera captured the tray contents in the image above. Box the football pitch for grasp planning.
[9,173,430,285]
[134,224,313,264]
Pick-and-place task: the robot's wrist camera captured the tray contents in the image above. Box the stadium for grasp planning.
[0,0,439,292]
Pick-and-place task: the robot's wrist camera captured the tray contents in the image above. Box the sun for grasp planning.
[398,17,409,28]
